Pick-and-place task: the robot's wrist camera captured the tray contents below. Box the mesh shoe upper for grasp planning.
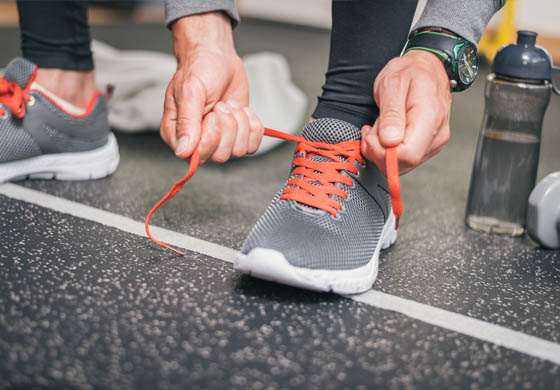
[0,119,42,162]
[241,118,392,271]
[0,58,111,163]
[3,57,36,88]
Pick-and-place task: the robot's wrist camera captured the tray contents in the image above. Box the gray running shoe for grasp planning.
[0,58,119,182]
[235,118,397,294]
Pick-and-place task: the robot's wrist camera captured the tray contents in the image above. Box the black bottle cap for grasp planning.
[492,30,553,80]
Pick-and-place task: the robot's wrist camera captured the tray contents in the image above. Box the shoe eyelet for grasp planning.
[28,96,36,107]
[1,111,8,120]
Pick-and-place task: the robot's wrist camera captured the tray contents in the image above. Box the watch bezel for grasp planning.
[455,41,479,91]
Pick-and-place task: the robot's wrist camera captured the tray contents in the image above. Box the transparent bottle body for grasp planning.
[465,74,551,236]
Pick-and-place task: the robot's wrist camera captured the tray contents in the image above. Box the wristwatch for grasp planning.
[403,27,479,92]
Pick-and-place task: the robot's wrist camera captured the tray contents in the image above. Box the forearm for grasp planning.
[164,0,240,29]
[412,0,506,44]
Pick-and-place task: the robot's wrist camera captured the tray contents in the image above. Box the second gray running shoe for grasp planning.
[0,58,119,182]
[235,118,397,295]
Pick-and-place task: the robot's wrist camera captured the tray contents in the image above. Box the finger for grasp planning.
[244,107,264,155]
[426,143,445,161]
[198,112,221,163]
[209,102,237,163]
[174,76,206,159]
[396,102,443,172]
[227,100,250,158]
[361,122,388,176]
[360,125,371,158]
[375,74,409,147]
[431,100,451,151]
[425,122,451,160]
[160,84,177,147]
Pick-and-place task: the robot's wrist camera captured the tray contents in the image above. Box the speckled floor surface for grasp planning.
[1,21,560,390]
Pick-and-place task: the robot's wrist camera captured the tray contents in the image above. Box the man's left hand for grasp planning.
[361,50,452,176]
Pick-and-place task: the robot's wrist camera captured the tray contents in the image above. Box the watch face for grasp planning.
[457,44,479,86]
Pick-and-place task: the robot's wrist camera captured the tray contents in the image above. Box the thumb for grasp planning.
[174,78,205,159]
[376,81,407,148]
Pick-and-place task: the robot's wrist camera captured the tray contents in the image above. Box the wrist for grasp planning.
[403,49,446,74]
[403,50,453,90]
[172,12,235,64]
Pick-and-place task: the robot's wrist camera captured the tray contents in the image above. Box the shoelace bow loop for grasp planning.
[0,77,30,119]
[280,138,363,217]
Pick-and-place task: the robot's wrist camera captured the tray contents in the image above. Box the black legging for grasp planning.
[17,0,93,70]
[16,0,418,127]
[313,0,418,127]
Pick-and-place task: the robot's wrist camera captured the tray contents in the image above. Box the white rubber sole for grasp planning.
[0,133,120,183]
[234,211,398,295]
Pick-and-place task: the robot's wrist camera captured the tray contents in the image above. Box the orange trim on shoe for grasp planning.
[26,66,39,89]
[145,128,403,254]
[28,88,102,118]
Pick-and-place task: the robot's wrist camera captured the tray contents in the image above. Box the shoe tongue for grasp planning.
[302,118,361,144]
[3,57,36,89]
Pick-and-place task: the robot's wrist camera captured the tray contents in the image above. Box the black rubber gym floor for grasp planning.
[1,20,559,390]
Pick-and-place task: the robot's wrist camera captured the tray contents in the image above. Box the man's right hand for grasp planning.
[161,12,263,163]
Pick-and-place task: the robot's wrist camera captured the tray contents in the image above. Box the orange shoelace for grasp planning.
[0,77,30,119]
[145,128,403,255]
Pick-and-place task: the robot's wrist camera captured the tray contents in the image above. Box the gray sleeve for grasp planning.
[412,0,506,45]
[164,0,240,29]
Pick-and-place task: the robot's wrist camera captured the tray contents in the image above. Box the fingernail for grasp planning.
[227,100,240,109]
[175,136,189,156]
[217,102,230,113]
[379,126,403,142]
[362,126,371,135]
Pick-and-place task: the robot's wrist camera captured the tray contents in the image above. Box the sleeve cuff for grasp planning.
[165,0,240,29]
[412,0,505,46]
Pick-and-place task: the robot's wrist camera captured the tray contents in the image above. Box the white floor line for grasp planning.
[354,291,560,365]
[0,183,237,263]
[1,182,559,366]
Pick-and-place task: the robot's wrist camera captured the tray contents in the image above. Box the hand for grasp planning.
[161,12,264,163]
[361,50,452,175]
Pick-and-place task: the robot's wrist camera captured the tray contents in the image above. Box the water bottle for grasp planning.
[465,30,560,236]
